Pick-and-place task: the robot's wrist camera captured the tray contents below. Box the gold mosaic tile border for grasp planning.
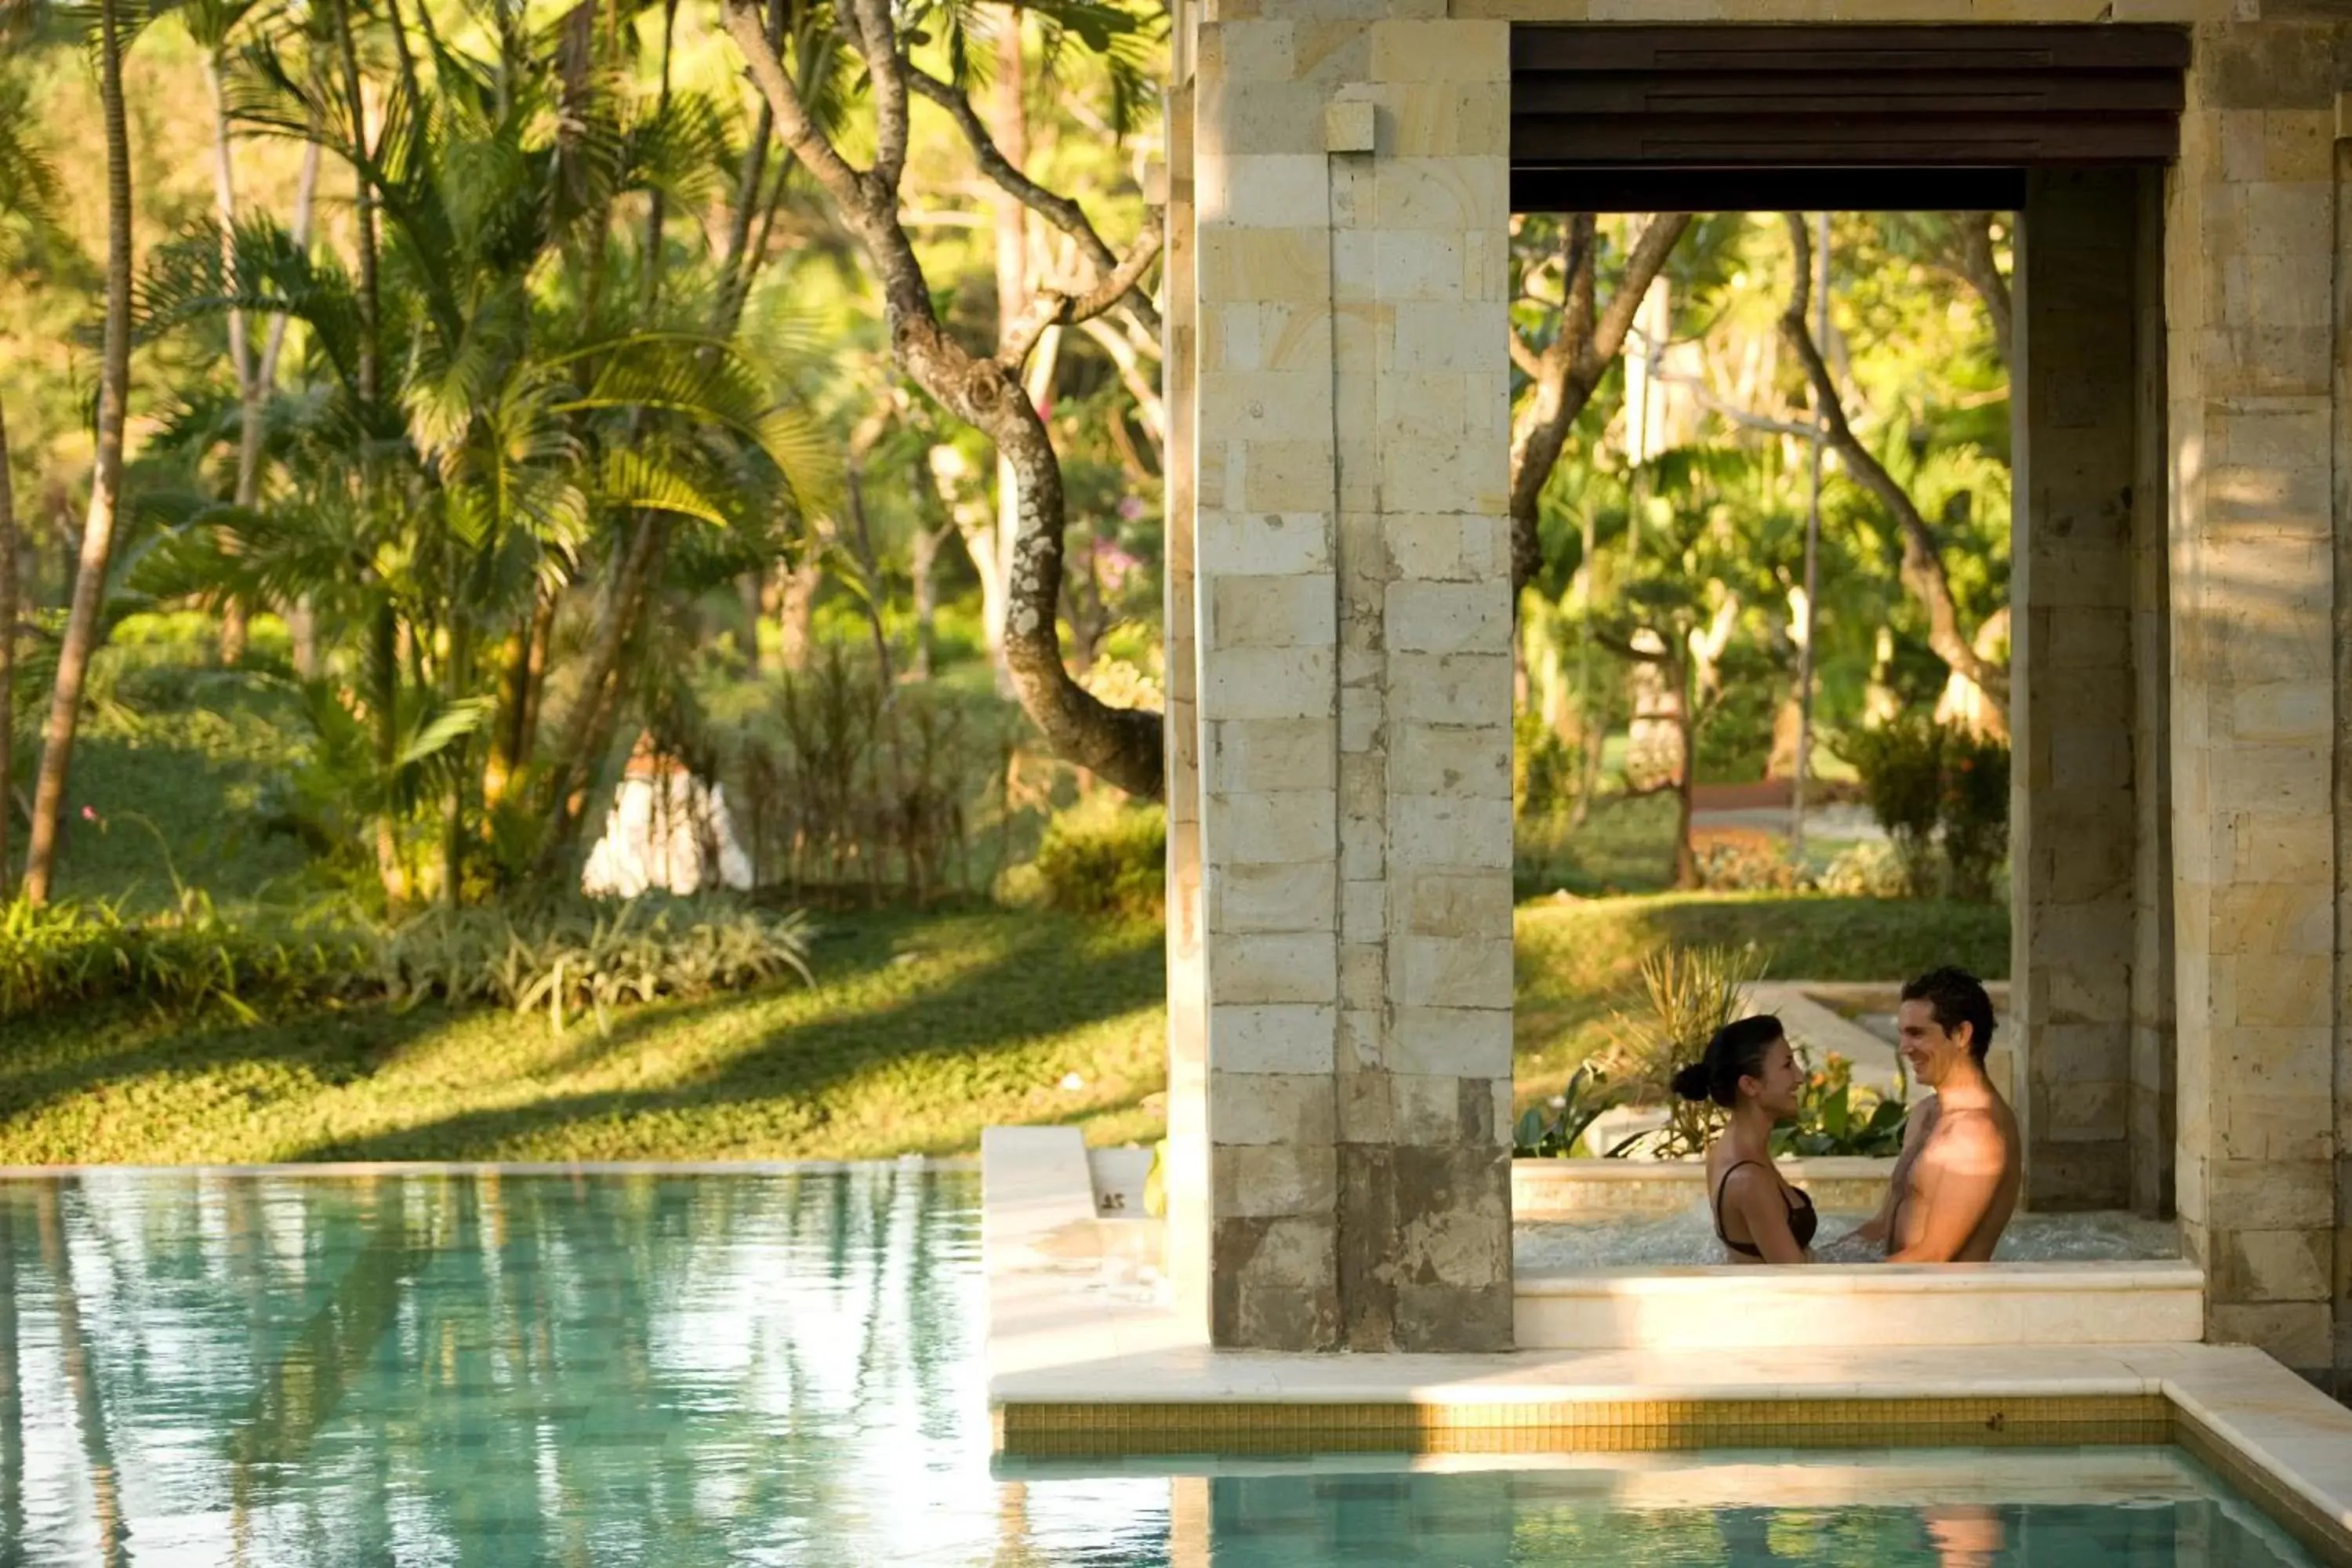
[993,1395,2170,1459]
[2175,1407,2352,1568]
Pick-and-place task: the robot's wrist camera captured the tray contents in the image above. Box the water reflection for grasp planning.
[0,1171,2318,1567]
[0,1169,1167,1566]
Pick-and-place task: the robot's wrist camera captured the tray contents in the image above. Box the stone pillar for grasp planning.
[1162,50,1211,1341]
[1189,2,1514,1352]
[2130,166,2177,1224]
[2012,169,2145,1212]
[2165,13,2344,1384]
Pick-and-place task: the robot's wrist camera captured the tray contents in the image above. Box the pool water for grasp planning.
[1516,1207,2183,1271]
[0,1168,2312,1566]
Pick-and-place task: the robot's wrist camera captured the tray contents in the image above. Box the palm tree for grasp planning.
[138,2,832,904]
[21,0,134,906]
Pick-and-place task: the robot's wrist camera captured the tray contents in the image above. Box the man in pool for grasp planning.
[1842,967,2020,1263]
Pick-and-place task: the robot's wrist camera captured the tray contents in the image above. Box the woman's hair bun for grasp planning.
[1670,1059,1712,1102]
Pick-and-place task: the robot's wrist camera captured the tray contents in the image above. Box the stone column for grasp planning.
[1162,53,1211,1341]
[2164,12,2344,1383]
[1189,2,1514,1352]
[2012,169,2144,1212]
[2130,166,2177,1224]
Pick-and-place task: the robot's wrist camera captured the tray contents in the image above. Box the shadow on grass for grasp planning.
[287,911,1165,1162]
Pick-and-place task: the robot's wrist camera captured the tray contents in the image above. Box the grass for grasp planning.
[0,908,1170,1164]
[0,892,2008,1164]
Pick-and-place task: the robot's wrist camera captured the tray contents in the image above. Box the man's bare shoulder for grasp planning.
[1921,1105,2011,1175]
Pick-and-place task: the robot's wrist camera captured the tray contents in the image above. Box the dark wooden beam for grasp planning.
[1510,165,2027,215]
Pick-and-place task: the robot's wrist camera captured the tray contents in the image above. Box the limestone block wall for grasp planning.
[1188,0,1515,1352]
[2163,11,2347,1384]
[2013,169,2158,1214]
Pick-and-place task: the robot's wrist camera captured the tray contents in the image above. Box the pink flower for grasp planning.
[80,806,97,822]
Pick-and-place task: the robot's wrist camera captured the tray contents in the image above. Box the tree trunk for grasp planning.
[775,558,819,673]
[22,0,132,906]
[206,53,257,666]
[738,572,764,674]
[1507,213,1691,601]
[1777,212,2008,720]
[0,397,16,896]
[1672,655,1699,891]
[910,523,943,680]
[534,517,668,870]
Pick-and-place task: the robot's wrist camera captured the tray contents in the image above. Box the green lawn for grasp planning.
[0,893,2005,1164]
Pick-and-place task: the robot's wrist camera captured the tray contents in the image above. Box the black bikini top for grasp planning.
[1712,1159,1818,1258]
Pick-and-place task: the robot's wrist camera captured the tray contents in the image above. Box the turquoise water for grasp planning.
[0,1168,2320,1566]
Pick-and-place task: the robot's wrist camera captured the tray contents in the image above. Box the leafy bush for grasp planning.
[1772,1049,1908,1158]
[1031,799,1167,920]
[1695,837,1802,892]
[1600,941,1771,1158]
[0,893,363,1021]
[1815,840,1910,898]
[1512,1063,1617,1158]
[1513,708,1581,820]
[0,891,816,1037]
[373,897,815,1036]
[1835,715,1946,896]
[1940,730,2011,903]
[720,644,1022,905]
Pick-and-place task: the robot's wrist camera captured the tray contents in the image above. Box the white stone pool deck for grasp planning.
[985,1128,2352,1562]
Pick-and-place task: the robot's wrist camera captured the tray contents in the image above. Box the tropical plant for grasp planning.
[1772,1049,1909,1159]
[1512,1063,1617,1159]
[373,895,816,1037]
[130,2,834,908]
[1599,940,1771,1159]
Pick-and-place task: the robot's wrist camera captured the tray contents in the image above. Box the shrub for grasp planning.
[1835,715,1946,897]
[374,896,815,1036]
[0,892,817,1037]
[0,893,363,1021]
[1695,837,1802,892]
[1031,799,1167,920]
[719,644,1022,905]
[1815,840,1910,898]
[1513,708,1581,820]
[1512,1063,1617,1158]
[1771,1048,1908,1158]
[1940,730,2012,903]
[1600,941,1771,1158]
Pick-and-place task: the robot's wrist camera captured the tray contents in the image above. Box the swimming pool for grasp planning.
[0,1167,2320,1565]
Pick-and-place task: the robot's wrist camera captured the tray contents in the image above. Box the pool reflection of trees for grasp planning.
[0,1168,982,1566]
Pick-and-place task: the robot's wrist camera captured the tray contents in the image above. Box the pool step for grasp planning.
[1515,1260,2205,1350]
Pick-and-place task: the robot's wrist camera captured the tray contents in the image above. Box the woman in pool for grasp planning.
[1673,1014,1817,1265]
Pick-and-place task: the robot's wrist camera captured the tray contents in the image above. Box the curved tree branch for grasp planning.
[999,225,1163,370]
[905,63,1163,336]
[1508,212,1690,599]
[724,0,1165,799]
[1953,211,2011,363]
[1779,212,2007,717]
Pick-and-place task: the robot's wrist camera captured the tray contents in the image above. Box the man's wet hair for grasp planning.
[1901,967,1995,1061]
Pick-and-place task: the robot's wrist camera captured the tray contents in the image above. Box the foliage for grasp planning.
[1031,796,1166,920]
[1836,714,1945,895]
[720,645,1018,905]
[1814,840,1911,898]
[1512,1062,1616,1158]
[373,897,815,1038]
[1940,728,2012,903]
[1513,706,1580,819]
[1694,837,1802,893]
[1599,940,1771,1158]
[1772,1049,1909,1159]
[0,888,361,1020]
